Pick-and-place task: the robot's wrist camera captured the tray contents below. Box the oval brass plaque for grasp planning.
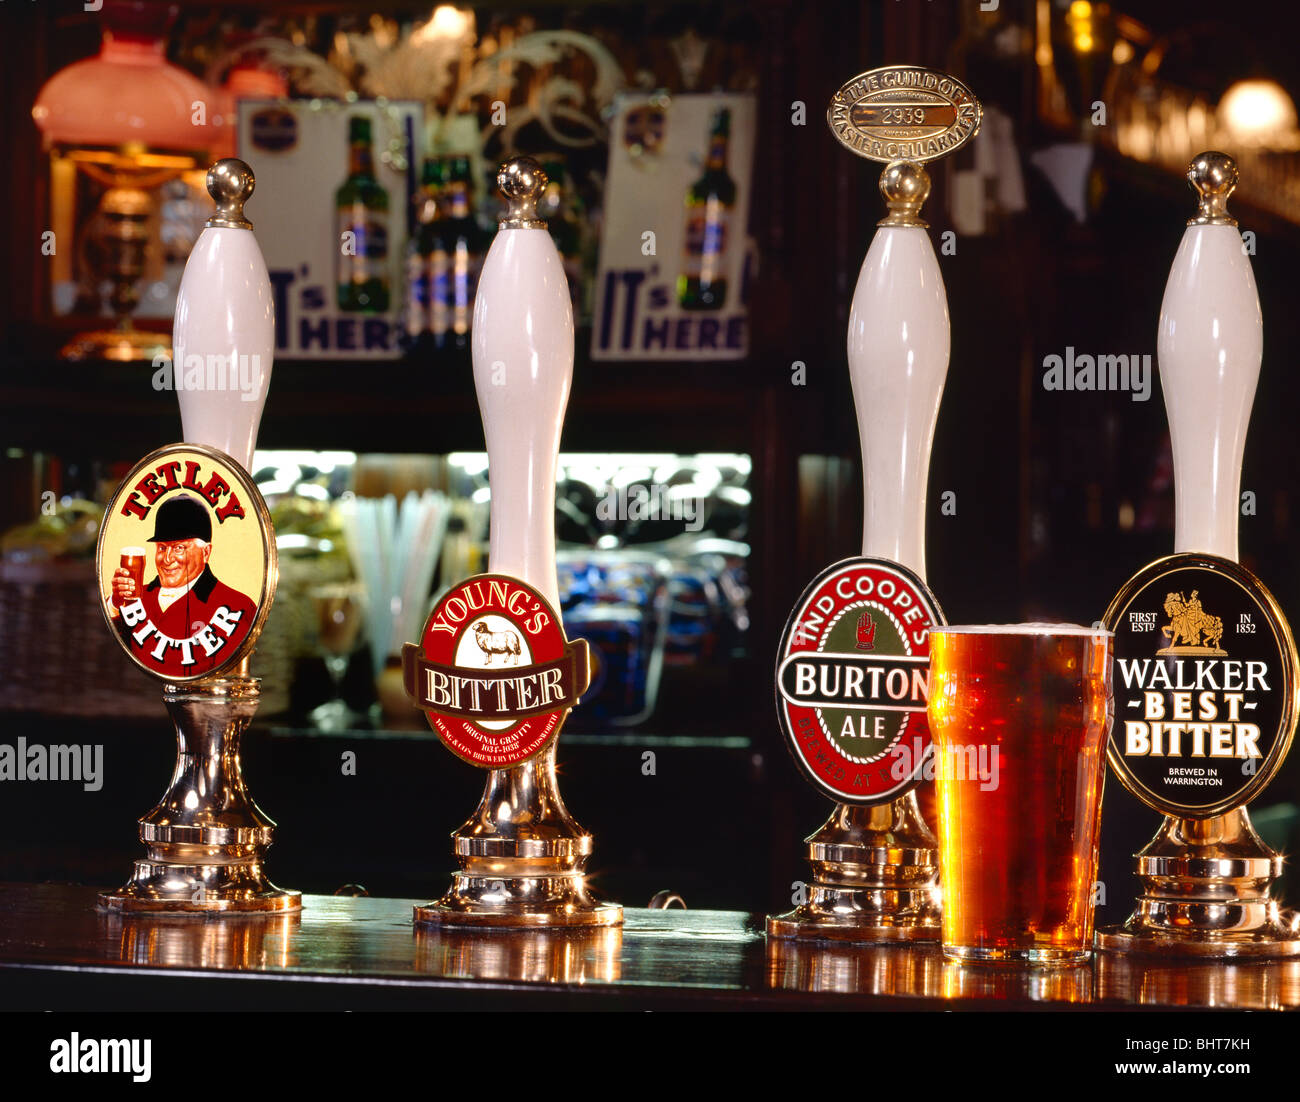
[827,66,982,164]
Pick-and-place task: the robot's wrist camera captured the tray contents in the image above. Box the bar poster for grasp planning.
[238,99,421,360]
[592,92,756,362]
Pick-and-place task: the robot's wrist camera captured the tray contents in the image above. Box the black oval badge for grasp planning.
[1102,553,1298,818]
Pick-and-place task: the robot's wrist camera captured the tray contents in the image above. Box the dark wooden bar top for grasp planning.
[1,883,1297,1010]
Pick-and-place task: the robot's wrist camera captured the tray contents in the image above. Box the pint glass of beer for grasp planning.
[926,625,1113,964]
[116,546,147,607]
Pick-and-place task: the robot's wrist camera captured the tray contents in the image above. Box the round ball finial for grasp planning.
[497,156,548,229]
[206,158,256,230]
[1187,151,1238,226]
[878,161,931,227]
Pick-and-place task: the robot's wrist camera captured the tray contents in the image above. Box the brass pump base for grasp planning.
[97,675,300,916]
[414,745,621,929]
[1096,809,1300,958]
[766,793,941,943]
[413,833,622,928]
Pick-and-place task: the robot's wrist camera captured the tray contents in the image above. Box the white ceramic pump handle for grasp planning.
[173,159,275,472]
[1158,153,1261,563]
[846,162,950,580]
[471,158,573,611]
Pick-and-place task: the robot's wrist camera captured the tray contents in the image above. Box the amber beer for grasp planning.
[116,546,146,607]
[927,625,1113,963]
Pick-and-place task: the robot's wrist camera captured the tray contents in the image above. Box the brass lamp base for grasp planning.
[414,746,621,930]
[62,325,170,364]
[1096,808,1300,958]
[766,793,941,943]
[97,674,300,917]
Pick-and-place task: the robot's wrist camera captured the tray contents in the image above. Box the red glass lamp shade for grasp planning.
[32,10,217,154]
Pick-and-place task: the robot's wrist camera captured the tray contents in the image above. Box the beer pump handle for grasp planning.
[1159,152,1261,562]
[847,162,950,580]
[173,159,275,471]
[409,156,617,931]
[472,157,572,610]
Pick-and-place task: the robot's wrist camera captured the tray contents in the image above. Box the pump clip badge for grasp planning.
[403,574,590,768]
[1103,553,1299,818]
[96,443,276,683]
[776,557,944,805]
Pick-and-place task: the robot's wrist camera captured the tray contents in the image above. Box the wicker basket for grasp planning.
[0,559,159,716]
[0,558,295,717]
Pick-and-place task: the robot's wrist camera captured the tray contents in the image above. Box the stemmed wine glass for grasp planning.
[308,581,367,730]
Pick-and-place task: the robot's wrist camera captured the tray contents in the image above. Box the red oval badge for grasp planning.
[403,574,590,768]
[775,557,944,804]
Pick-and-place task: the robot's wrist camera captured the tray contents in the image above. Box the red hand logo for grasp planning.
[856,611,876,651]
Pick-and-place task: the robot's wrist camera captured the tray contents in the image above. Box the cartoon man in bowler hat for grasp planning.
[108,494,257,675]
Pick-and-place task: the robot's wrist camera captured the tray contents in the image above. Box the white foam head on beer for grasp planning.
[932,623,1113,637]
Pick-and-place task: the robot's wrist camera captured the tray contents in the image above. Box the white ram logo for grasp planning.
[473,621,522,665]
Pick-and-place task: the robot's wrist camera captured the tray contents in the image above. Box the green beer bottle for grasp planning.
[435,156,483,352]
[677,108,736,311]
[336,116,390,313]
[404,157,445,346]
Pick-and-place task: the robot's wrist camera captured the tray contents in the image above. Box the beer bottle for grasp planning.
[677,108,735,311]
[336,115,390,313]
[436,156,483,352]
[403,157,445,348]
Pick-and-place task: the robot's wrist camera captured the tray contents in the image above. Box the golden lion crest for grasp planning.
[1158,590,1225,655]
